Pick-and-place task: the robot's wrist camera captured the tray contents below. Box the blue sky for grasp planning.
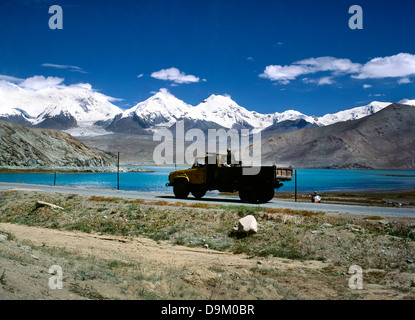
[1,0,415,116]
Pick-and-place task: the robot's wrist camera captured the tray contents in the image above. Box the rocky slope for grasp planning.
[0,120,117,171]
[260,103,415,169]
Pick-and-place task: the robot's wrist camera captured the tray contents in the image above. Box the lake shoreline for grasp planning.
[0,167,154,174]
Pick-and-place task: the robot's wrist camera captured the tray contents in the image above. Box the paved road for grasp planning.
[1,182,414,218]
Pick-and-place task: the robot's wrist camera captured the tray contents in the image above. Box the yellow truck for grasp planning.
[166,154,293,203]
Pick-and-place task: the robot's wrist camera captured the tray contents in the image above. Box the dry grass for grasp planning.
[0,190,414,271]
[264,207,325,217]
[88,196,124,202]
[1,190,415,300]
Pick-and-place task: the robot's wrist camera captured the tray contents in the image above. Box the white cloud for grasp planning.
[397,77,412,85]
[137,74,144,78]
[151,67,200,84]
[0,74,24,83]
[363,84,372,89]
[260,53,415,85]
[260,56,360,84]
[247,57,254,61]
[296,57,361,74]
[20,75,64,90]
[41,63,87,73]
[69,83,93,90]
[354,53,415,79]
[317,77,334,85]
[259,64,309,84]
[0,74,121,104]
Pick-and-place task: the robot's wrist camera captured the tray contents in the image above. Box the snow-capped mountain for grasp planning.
[315,101,392,126]
[0,79,409,137]
[115,89,396,133]
[273,109,317,124]
[120,88,193,128]
[0,80,122,132]
[32,87,122,125]
[189,94,274,130]
[398,98,415,106]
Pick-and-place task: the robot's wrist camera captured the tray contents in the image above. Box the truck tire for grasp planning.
[173,179,189,199]
[258,185,275,203]
[239,185,257,203]
[191,189,206,199]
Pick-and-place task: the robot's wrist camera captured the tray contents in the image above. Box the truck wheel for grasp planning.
[191,189,206,199]
[239,186,257,203]
[258,185,275,203]
[173,180,189,199]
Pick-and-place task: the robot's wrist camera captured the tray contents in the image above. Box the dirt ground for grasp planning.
[0,190,414,300]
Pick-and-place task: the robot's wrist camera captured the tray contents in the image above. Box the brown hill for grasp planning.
[261,104,415,169]
[0,120,117,170]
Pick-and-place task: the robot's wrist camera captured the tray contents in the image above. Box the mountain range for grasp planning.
[260,103,415,169]
[1,79,414,169]
[1,80,407,137]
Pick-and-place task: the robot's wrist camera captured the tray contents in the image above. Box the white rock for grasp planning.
[233,215,258,233]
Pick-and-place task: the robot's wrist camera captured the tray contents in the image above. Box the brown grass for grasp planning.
[365,216,383,220]
[88,196,124,202]
[264,208,325,217]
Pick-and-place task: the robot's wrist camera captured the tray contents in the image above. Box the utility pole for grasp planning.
[117,152,120,190]
[295,169,297,202]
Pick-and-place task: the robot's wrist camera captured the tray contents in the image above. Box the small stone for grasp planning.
[233,215,258,234]
[311,230,319,234]
[257,260,263,265]
[406,259,413,264]
[31,255,39,260]
[203,244,209,249]
[0,234,7,241]
[322,223,332,228]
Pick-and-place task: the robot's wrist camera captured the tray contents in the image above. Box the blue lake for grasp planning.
[0,167,414,193]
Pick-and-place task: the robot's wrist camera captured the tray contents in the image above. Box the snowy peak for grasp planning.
[107,90,398,135]
[191,94,274,130]
[316,101,391,126]
[0,80,122,128]
[273,109,316,124]
[1,76,407,136]
[122,88,192,127]
[398,98,415,106]
[33,88,122,125]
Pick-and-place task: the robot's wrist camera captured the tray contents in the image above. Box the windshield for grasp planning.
[192,157,205,168]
